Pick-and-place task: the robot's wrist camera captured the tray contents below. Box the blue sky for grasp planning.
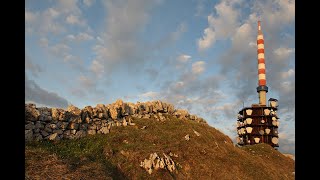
[25,0,295,155]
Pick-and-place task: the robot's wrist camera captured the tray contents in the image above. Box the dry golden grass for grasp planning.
[26,115,294,179]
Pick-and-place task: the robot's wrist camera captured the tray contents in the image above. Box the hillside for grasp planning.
[25,101,294,179]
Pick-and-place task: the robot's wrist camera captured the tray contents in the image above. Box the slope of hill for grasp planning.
[25,111,294,179]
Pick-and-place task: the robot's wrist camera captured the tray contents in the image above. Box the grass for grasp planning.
[26,115,294,179]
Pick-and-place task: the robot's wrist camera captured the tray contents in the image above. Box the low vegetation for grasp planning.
[26,115,294,179]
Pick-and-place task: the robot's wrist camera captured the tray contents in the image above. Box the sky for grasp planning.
[25,0,295,155]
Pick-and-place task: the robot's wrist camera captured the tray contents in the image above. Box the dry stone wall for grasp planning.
[25,100,207,142]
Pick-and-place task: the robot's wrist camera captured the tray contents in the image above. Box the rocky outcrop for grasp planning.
[140,152,176,174]
[25,100,207,142]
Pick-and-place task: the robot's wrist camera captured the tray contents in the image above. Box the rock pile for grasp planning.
[25,100,207,142]
[140,152,176,174]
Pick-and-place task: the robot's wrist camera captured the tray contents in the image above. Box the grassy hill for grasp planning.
[25,114,294,179]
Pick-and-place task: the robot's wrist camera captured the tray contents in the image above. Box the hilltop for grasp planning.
[25,100,294,179]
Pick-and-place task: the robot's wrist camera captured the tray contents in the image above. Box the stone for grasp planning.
[98,113,104,119]
[34,133,43,141]
[40,130,49,137]
[163,153,176,172]
[193,129,201,136]
[123,119,127,126]
[25,104,40,122]
[100,127,109,134]
[88,124,97,130]
[25,123,35,130]
[67,105,81,116]
[175,109,189,119]
[25,130,33,141]
[185,134,190,141]
[109,107,118,120]
[53,129,63,135]
[68,122,78,130]
[44,127,52,133]
[60,122,68,129]
[141,126,147,130]
[71,129,77,135]
[87,129,96,135]
[80,124,88,130]
[70,116,82,123]
[63,130,71,136]
[75,130,86,139]
[51,108,60,121]
[33,128,40,133]
[48,133,58,141]
[50,124,57,129]
[35,121,44,129]
[39,114,52,122]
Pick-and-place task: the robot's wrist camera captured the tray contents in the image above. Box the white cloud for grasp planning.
[198,0,240,51]
[139,91,160,99]
[90,0,160,76]
[25,54,42,77]
[232,23,254,53]
[192,61,206,75]
[177,54,191,63]
[273,47,295,58]
[44,8,60,19]
[83,0,95,7]
[57,0,81,14]
[79,75,96,89]
[198,28,216,51]
[254,0,295,31]
[39,37,49,47]
[90,59,105,77]
[25,74,69,108]
[66,14,86,26]
[25,7,65,35]
[25,10,37,23]
[281,69,295,80]
[49,43,71,58]
[66,32,94,42]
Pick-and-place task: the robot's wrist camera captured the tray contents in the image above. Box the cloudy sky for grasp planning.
[25,0,295,155]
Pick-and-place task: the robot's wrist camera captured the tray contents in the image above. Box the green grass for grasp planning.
[26,115,294,180]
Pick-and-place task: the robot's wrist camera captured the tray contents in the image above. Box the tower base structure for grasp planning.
[236,98,279,148]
